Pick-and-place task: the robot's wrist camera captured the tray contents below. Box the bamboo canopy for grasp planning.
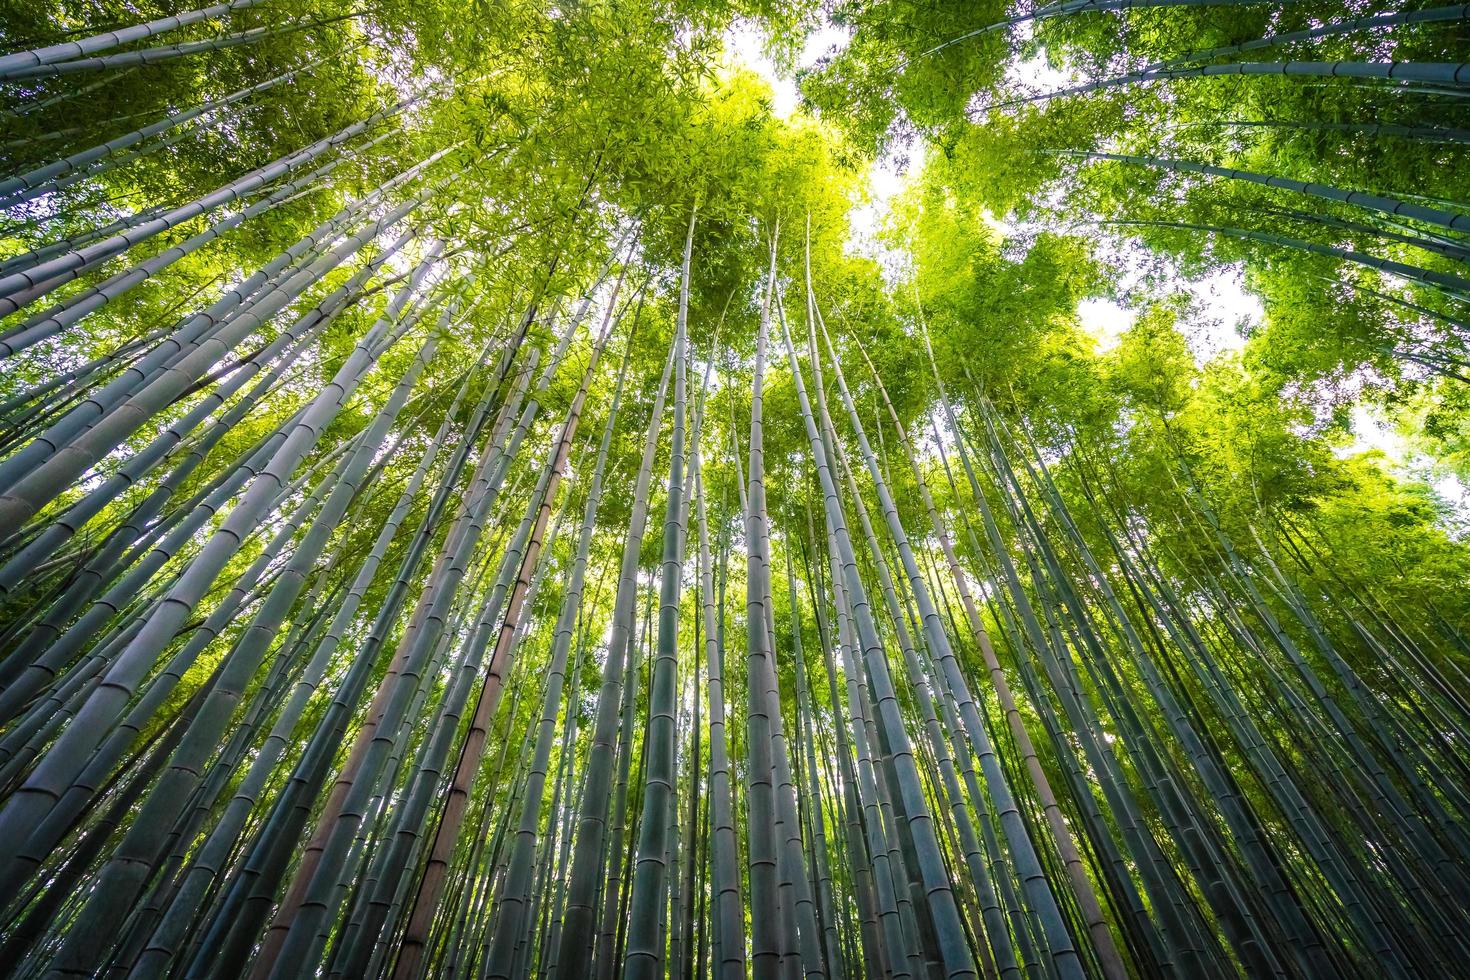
[1,0,1469,976]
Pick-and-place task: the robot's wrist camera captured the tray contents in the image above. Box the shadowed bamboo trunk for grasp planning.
[553,291,673,980]
[624,207,696,979]
[389,272,624,980]
[779,284,980,980]
[0,230,426,894]
[693,423,746,980]
[743,224,799,980]
[826,301,1117,980]
[479,296,632,980]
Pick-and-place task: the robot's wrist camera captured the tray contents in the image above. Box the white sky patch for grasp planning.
[1078,298,1135,352]
[1005,48,1073,93]
[1075,257,1260,360]
[1073,238,1264,361]
[848,141,925,275]
[1184,268,1261,358]
[1345,404,1408,459]
[724,21,849,119]
[1436,472,1470,519]
[725,23,799,117]
[1001,21,1078,95]
[982,212,1015,237]
[1343,404,1470,523]
[721,20,921,274]
[800,24,852,68]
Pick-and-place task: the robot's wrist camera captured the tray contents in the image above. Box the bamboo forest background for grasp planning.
[0,0,1468,976]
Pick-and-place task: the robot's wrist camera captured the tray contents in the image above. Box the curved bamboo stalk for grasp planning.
[0,13,361,82]
[1063,150,1470,237]
[0,66,306,202]
[1151,5,1470,70]
[993,61,1470,115]
[1092,218,1470,303]
[0,0,272,76]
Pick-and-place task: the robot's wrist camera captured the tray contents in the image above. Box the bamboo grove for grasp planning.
[1,0,1468,977]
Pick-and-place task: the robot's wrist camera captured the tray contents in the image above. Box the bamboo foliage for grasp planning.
[2,1,1469,977]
